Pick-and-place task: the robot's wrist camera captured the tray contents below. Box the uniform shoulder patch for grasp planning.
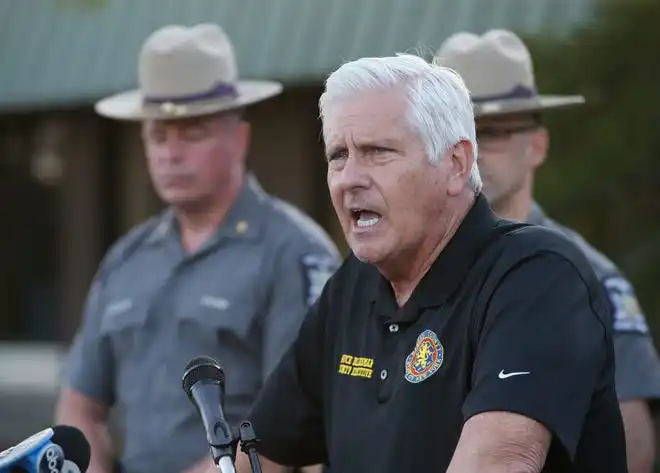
[603,276,649,334]
[405,329,444,384]
[300,253,337,306]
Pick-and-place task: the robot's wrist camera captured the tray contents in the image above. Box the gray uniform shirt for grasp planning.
[529,203,660,402]
[62,175,341,473]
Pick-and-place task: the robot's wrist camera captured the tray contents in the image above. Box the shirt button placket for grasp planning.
[377,322,400,403]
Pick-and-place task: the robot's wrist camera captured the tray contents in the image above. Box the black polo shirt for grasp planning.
[249,195,627,473]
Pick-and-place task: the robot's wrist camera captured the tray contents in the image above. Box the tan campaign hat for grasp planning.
[95,23,283,121]
[434,29,585,117]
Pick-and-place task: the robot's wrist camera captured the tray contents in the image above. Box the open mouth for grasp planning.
[350,209,382,229]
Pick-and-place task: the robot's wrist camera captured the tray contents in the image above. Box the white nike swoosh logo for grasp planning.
[498,370,530,379]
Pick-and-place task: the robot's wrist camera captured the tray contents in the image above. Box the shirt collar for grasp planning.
[145,173,265,248]
[371,193,502,323]
[527,201,548,226]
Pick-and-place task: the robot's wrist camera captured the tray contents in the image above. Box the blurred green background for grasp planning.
[527,0,660,343]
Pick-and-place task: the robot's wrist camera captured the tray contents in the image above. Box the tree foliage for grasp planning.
[522,0,660,335]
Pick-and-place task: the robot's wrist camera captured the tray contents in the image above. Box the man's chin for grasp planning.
[159,192,205,209]
[350,241,388,265]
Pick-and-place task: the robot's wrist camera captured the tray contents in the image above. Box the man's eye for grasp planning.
[327,150,347,162]
[367,146,392,154]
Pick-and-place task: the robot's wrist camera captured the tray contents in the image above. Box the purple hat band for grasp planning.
[472,84,537,104]
[142,82,238,105]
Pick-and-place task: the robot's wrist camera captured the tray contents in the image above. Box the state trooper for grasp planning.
[435,29,660,473]
[55,23,340,473]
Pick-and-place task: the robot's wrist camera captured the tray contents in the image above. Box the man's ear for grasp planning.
[528,127,549,169]
[236,121,252,162]
[447,139,474,196]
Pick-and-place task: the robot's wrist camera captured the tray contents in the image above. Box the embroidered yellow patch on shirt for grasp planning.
[337,354,374,379]
[405,329,444,384]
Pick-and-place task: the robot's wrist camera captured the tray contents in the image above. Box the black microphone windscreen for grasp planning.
[51,425,91,472]
[182,356,225,396]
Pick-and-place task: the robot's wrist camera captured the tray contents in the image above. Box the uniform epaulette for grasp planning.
[97,215,162,278]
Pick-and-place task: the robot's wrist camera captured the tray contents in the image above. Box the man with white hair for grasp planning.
[229,54,627,473]
[435,29,660,473]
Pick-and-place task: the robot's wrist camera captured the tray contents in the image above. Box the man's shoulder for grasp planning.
[536,214,619,278]
[262,195,341,260]
[535,211,652,336]
[98,214,163,276]
[486,220,599,285]
[493,219,587,261]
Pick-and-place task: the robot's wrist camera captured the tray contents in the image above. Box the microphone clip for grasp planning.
[238,420,262,473]
[209,420,262,473]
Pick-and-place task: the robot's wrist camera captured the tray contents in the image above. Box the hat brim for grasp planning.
[94,80,283,121]
[474,94,586,118]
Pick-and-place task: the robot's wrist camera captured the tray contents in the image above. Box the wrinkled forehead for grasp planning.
[322,89,412,150]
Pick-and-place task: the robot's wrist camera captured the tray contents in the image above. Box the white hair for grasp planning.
[319,53,482,193]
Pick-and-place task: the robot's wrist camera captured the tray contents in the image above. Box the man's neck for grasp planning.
[388,194,475,307]
[492,192,533,223]
[176,179,243,253]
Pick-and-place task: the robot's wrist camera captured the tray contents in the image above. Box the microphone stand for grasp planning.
[237,420,262,473]
[214,420,261,473]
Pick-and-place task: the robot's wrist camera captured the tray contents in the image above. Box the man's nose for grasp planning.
[160,133,184,163]
[336,154,371,190]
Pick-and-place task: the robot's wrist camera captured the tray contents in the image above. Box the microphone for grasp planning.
[182,356,236,473]
[0,425,91,473]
